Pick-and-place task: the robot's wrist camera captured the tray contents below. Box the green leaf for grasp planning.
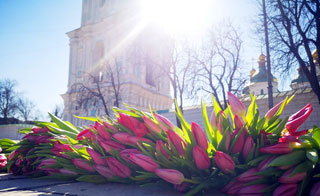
[174,100,191,143]
[74,115,98,122]
[246,94,257,124]
[201,99,213,146]
[300,135,320,149]
[306,149,318,164]
[211,94,222,115]
[269,150,306,167]
[290,161,313,177]
[47,125,78,139]
[49,113,79,134]
[312,126,320,147]
[272,117,289,135]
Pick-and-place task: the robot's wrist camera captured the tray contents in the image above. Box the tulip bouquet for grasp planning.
[0,139,16,171]
[6,92,320,195]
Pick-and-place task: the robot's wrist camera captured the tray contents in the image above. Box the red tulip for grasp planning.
[234,114,245,130]
[8,150,18,160]
[154,113,175,132]
[118,113,148,137]
[310,181,320,196]
[86,148,105,165]
[257,156,275,171]
[103,121,118,132]
[273,183,298,196]
[0,161,6,168]
[127,136,152,145]
[112,132,131,144]
[129,153,159,172]
[218,111,226,134]
[210,110,218,130]
[193,146,210,170]
[286,104,313,135]
[154,169,184,185]
[156,140,169,159]
[228,91,246,117]
[236,168,261,182]
[106,157,131,178]
[99,140,125,153]
[214,151,235,174]
[259,142,296,154]
[278,135,300,143]
[39,159,56,167]
[278,167,306,183]
[32,126,50,134]
[226,181,245,195]
[76,129,96,141]
[265,101,283,120]
[143,116,162,133]
[0,154,7,162]
[120,149,141,163]
[167,130,187,156]
[191,122,208,150]
[51,141,73,158]
[59,168,77,175]
[238,184,268,195]
[94,165,114,179]
[231,128,245,154]
[94,121,111,140]
[72,159,94,172]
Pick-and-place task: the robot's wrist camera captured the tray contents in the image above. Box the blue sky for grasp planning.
[0,0,290,119]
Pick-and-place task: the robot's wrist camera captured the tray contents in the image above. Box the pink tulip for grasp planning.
[155,169,184,185]
[76,129,96,141]
[127,136,152,145]
[51,141,73,158]
[72,159,94,172]
[236,168,261,182]
[191,122,208,150]
[286,104,313,135]
[227,91,246,117]
[259,142,296,154]
[94,165,115,179]
[265,101,283,120]
[238,184,268,195]
[273,183,298,196]
[214,151,235,174]
[167,130,187,156]
[120,149,141,163]
[310,181,320,196]
[22,134,36,142]
[257,156,275,171]
[278,167,306,183]
[118,113,148,137]
[226,182,245,195]
[32,126,50,134]
[86,148,105,165]
[59,168,77,175]
[99,140,125,153]
[39,159,56,167]
[210,110,218,130]
[218,130,231,152]
[106,157,131,178]
[0,161,7,168]
[143,116,162,133]
[234,115,245,130]
[94,121,111,140]
[174,182,190,192]
[129,153,160,172]
[231,128,245,154]
[193,146,210,170]
[153,113,175,132]
[218,111,226,134]
[35,135,53,144]
[112,132,131,143]
[0,154,7,162]
[156,140,169,159]
[8,150,18,160]
[103,121,118,132]
[0,147,2,153]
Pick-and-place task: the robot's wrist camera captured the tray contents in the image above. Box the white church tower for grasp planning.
[62,0,172,124]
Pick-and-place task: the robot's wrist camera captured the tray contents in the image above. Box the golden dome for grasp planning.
[250,68,256,76]
[312,49,318,63]
[259,54,266,61]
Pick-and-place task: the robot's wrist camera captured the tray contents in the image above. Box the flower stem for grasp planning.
[184,178,199,184]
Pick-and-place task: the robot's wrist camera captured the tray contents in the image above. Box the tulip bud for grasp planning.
[112,132,131,144]
[167,130,187,156]
[94,121,111,140]
[227,91,246,118]
[273,183,298,196]
[155,169,184,185]
[0,154,7,162]
[86,148,105,165]
[218,111,226,134]
[118,113,148,137]
[236,168,261,182]
[156,140,169,159]
[143,116,162,133]
[8,150,18,160]
[191,122,208,150]
[210,110,218,130]
[94,165,114,179]
[59,168,77,175]
[278,167,306,184]
[226,181,245,195]
[265,101,283,120]
[120,149,141,163]
[106,157,131,178]
[214,151,235,174]
[127,136,152,145]
[286,104,313,135]
[231,128,245,154]
[153,113,175,132]
[234,115,244,130]
[76,129,96,141]
[72,159,94,172]
[100,140,125,153]
[103,121,118,132]
[32,126,50,134]
[193,146,210,170]
[129,153,159,172]
[238,184,268,195]
[257,156,275,171]
[259,142,296,154]
[310,181,320,196]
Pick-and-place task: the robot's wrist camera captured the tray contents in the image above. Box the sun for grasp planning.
[140,0,210,36]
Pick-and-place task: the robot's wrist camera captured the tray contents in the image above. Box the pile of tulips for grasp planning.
[6,92,320,195]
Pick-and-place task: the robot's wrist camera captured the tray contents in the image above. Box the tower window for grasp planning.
[260,89,264,95]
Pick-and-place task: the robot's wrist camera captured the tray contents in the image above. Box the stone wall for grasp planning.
[0,124,32,140]
[161,89,320,131]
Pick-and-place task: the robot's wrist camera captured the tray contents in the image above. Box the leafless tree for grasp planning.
[193,22,247,109]
[266,0,320,103]
[0,79,19,123]
[71,57,124,116]
[52,104,64,119]
[17,98,36,121]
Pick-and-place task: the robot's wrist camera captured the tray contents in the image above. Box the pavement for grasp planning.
[0,173,224,196]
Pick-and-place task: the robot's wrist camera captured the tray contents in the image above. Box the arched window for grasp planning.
[93,41,104,64]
